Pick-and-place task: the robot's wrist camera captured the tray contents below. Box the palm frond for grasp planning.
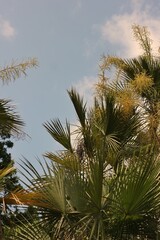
[108,155,160,237]
[15,160,67,213]
[68,88,87,128]
[44,119,73,152]
[0,164,15,180]
[132,24,152,58]
[6,219,51,240]
[0,99,24,136]
[0,58,38,84]
[44,152,80,171]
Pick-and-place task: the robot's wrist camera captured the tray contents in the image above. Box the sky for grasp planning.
[0,0,160,169]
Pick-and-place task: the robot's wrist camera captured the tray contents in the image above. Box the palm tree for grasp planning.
[2,26,160,239]
[97,25,160,148]
[0,58,38,136]
[0,58,38,239]
[3,135,160,239]
[2,88,160,239]
[45,89,141,169]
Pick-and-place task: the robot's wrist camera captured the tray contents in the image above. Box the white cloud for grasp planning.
[72,0,82,14]
[0,18,15,39]
[101,1,160,57]
[73,76,97,106]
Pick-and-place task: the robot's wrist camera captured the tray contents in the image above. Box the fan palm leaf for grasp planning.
[6,219,51,240]
[1,147,160,239]
[44,119,73,152]
[44,152,80,171]
[108,155,160,238]
[0,99,24,136]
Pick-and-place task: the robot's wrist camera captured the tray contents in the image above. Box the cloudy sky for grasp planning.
[0,0,160,167]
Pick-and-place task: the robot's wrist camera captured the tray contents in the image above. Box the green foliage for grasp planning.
[0,57,38,239]
[2,25,160,239]
[0,134,21,194]
[44,119,73,152]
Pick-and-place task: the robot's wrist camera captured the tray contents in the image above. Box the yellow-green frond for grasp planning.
[131,72,153,93]
[0,58,38,84]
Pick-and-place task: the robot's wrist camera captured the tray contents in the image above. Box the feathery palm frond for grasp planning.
[0,58,38,84]
[0,58,38,137]
[132,24,153,58]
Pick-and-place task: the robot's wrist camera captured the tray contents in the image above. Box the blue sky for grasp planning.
[0,0,160,167]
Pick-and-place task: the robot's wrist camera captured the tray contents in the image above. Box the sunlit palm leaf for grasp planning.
[0,164,15,192]
[0,58,38,84]
[44,152,80,171]
[6,219,51,240]
[132,25,152,58]
[0,164,15,180]
[18,160,68,213]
